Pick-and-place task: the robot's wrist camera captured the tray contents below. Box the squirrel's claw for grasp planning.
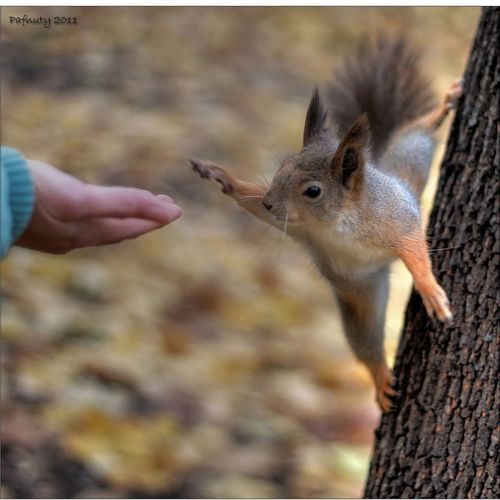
[189,158,210,179]
[421,284,453,324]
[188,158,234,194]
[371,365,399,413]
[445,78,464,110]
[377,382,399,413]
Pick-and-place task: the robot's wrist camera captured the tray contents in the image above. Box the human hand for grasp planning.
[17,160,182,254]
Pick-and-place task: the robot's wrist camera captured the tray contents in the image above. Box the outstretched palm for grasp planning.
[18,160,182,254]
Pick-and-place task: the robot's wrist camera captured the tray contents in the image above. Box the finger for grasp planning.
[82,185,181,223]
[76,216,175,247]
[156,194,175,204]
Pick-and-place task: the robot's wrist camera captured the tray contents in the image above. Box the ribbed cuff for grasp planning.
[1,147,35,243]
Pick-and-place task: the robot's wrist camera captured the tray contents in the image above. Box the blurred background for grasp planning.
[1,7,479,498]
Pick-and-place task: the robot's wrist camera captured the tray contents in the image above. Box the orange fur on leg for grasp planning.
[189,159,283,229]
[398,230,452,322]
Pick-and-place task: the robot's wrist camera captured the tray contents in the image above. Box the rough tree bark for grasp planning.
[364,7,499,499]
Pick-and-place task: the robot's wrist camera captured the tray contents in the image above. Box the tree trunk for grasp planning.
[364,7,499,499]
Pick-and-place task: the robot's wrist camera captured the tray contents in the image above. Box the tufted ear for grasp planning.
[303,86,329,147]
[332,114,370,191]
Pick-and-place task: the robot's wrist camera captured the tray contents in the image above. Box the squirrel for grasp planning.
[189,36,463,412]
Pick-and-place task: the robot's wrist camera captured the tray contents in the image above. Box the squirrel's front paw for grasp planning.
[420,283,453,323]
[189,158,234,194]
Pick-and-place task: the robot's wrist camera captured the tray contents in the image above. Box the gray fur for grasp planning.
[281,37,436,375]
[380,129,436,197]
[335,267,390,366]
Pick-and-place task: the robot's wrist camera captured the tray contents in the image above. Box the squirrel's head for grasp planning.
[262,87,370,228]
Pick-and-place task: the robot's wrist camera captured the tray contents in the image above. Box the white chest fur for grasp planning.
[299,219,395,279]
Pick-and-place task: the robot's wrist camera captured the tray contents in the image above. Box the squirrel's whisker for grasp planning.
[276,210,289,265]
[259,174,271,188]
[239,195,264,200]
[249,224,274,262]
[257,162,272,188]
[283,210,289,239]
[429,244,463,252]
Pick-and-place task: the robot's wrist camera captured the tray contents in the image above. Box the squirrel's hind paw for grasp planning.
[377,381,399,413]
[445,78,464,110]
[371,364,399,413]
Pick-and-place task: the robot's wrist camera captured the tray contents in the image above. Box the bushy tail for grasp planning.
[326,35,436,159]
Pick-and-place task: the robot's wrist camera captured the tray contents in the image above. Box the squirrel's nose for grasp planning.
[263,200,273,211]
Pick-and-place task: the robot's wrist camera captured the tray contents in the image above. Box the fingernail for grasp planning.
[166,203,182,222]
[149,202,182,223]
[153,203,182,224]
[157,194,175,204]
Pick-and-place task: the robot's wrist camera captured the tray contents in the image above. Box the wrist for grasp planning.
[1,147,35,242]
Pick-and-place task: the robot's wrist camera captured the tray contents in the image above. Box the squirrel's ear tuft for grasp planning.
[333,114,370,190]
[343,114,370,146]
[303,86,329,147]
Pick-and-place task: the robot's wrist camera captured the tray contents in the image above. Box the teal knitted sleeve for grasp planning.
[1,147,35,258]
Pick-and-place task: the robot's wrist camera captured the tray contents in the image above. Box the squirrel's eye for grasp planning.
[303,185,322,199]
